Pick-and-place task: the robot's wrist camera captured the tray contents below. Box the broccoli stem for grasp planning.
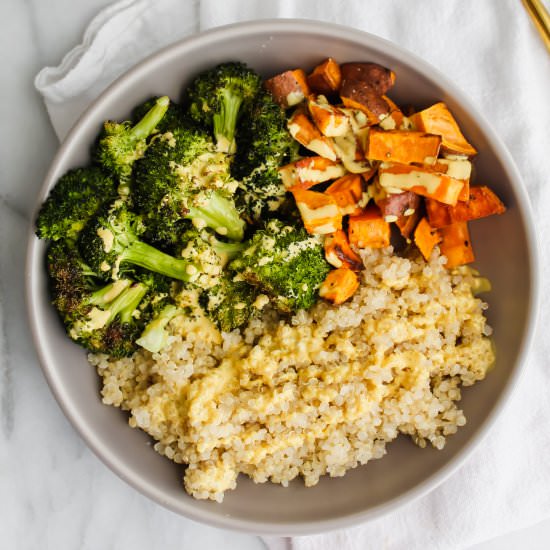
[187,191,245,241]
[117,283,149,323]
[88,279,132,308]
[136,304,179,353]
[131,96,170,141]
[213,90,242,154]
[101,282,147,326]
[121,240,200,283]
[212,239,246,265]
[71,282,148,339]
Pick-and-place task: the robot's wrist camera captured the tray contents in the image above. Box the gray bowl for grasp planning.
[26,19,539,535]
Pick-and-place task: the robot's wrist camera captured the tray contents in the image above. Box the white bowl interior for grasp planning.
[26,20,537,535]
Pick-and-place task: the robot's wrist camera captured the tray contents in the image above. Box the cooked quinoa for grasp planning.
[90,247,494,502]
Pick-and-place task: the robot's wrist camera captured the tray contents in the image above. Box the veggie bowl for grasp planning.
[26,19,538,535]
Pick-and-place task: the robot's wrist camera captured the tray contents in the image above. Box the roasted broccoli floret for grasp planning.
[232,91,299,223]
[47,239,101,318]
[229,219,330,312]
[36,166,117,241]
[187,62,261,154]
[236,165,288,223]
[176,227,246,290]
[133,124,245,244]
[233,90,299,178]
[70,279,149,357]
[46,240,151,357]
[131,96,183,132]
[202,274,259,332]
[93,95,170,179]
[78,201,201,283]
[159,227,254,332]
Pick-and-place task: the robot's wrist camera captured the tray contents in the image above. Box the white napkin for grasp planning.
[35,1,550,549]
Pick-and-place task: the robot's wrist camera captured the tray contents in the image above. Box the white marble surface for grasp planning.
[2,0,550,548]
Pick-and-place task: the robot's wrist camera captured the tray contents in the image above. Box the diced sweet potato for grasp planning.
[319,268,360,305]
[324,230,363,270]
[438,221,475,268]
[340,63,396,95]
[339,107,372,153]
[287,110,337,160]
[425,198,452,228]
[348,204,391,249]
[414,217,441,260]
[366,128,441,164]
[426,186,506,228]
[375,190,421,222]
[372,185,422,238]
[396,208,422,239]
[378,96,412,131]
[326,173,366,215]
[411,102,477,157]
[264,69,310,109]
[453,186,506,221]
[308,96,350,137]
[378,162,464,206]
[361,167,377,184]
[307,58,342,95]
[278,157,346,190]
[291,188,342,234]
[340,79,391,125]
[427,158,472,202]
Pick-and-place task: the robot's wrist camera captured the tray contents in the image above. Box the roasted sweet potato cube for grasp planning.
[319,268,360,305]
[348,204,391,249]
[287,110,337,160]
[340,63,396,95]
[450,186,506,222]
[326,173,365,215]
[428,157,472,201]
[366,128,441,164]
[378,96,412,131]
[425,198,452,228]
[264,69,310,109]
[376,190,421,222]
[324,230,363,270]
[307,58,342,95]
[340,79,391,125]
[291,188,342,234]
[378,162,464,206]
[396,208,422,239]
[426,186,506,228]
[438,222,475,268]
[411,102,477,157]
[308,96,350,137]
[279,156,346,190]
[361,167,377,184]
[414,218,441,260]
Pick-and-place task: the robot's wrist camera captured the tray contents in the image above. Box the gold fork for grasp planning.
[522,0,550,52]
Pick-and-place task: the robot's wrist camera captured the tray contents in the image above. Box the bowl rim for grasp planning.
[25,18,540,536]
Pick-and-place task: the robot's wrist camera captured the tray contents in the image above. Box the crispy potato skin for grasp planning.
[340,62,396,95]
[340,79,391,121]
[376,190,421,218]
[264,69,310,108]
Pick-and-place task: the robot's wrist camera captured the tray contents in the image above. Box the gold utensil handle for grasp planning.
[522,0,550,52]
